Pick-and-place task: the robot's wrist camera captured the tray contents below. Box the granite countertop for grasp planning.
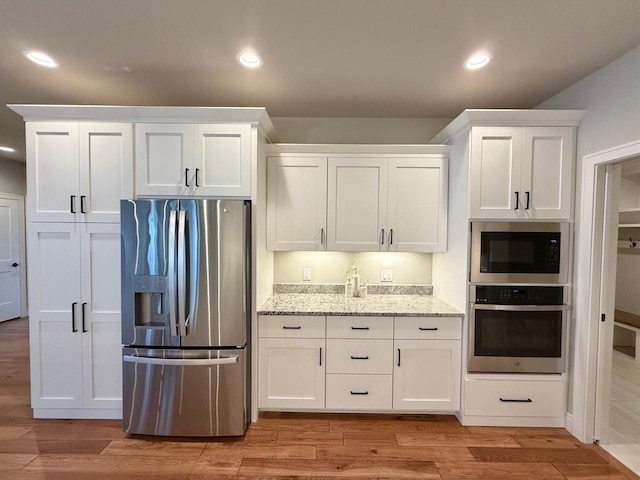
[257,292,462,317]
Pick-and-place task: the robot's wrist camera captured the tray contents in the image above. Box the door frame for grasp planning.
[0,192,27,318]
[573,139,640,443]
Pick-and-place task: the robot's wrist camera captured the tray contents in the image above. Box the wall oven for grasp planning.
[470,222,570,284]
[469,285,569,374]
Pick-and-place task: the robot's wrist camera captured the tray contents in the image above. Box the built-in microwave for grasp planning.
[470,222,570,284]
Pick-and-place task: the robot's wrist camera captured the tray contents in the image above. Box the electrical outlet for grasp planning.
[302,267,312,281]
[381,268,393,282]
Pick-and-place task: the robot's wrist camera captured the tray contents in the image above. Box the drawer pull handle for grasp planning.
[350,355,369,360]
[282,326,301,330]
[499,397,533,403]
[319,347,322,366]
[351,326,370,330]
[350,391,369,395]
[419,327,438,331]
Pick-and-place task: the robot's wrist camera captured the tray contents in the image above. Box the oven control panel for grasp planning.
[475,285,563,305]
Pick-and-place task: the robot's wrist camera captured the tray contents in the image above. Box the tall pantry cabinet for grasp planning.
[11,105,273,420]
[25,122,132,418]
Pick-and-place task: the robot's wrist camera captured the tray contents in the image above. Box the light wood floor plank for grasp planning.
[554,463,631,479]
[101,439,207,457]
[0,439,110,454]
[318,444,475,462]
[513,434,581,448]
[276,430,344,445]
[436,461,565,479]
[239,458,440,478]
[396,432,520,447]
[343,431,399,445]
[469,447,609,464]
[203,443,316,460]
[0,453,37,471]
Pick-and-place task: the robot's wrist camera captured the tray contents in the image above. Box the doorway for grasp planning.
[594,157,640,475]
[0,193,26,322]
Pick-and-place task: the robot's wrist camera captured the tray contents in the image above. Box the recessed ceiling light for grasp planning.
[0,146,16,153]
[25,51,58,68]
[465,53,491,70]
[237,51,262,69]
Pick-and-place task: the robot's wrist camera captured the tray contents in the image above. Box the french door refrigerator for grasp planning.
[120,199,250,437]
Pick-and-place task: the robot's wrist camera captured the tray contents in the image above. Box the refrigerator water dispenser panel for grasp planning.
[134,275,166,326]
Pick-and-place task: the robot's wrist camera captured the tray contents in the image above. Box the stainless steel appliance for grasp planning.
[470,222,569,284]
[120,199,250,437]
[468,285,569,373]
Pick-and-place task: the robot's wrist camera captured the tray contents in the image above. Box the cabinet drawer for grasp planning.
[464,378,565,418]
[326,339,392,374]
[258,315,325,338]
[326,374,392,410]
[394,316,461,340]
[327,316,393,339]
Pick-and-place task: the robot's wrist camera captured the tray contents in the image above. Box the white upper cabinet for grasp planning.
[387,158,448,252]
[135,124,193,196]
[267,157,327,251]
[327,158,388,251]
[26,122,133,223]
[266,146,449,253]
[469,126,574,220]
[136,123,252,197]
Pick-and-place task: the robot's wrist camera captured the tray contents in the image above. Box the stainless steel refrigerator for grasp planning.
[120,199,250,437]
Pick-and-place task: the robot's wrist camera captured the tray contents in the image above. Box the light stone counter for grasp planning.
[257,293,462,317]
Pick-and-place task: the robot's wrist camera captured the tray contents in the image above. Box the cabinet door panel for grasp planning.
[267,157,327,250]
[327,158,387,251]
[470,127,522,219]
[393,339,460,411]
[522,127,573,219]
[388,158,447,252]
[26,123,79,222]
[79,123,133,222]
[193,124,251,196]
[135,124,193,196]
[27,223,83,409]
[258,338,325,409]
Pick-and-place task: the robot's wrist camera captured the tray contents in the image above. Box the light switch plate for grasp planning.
[302,267,312,281]
[381,268,393,282]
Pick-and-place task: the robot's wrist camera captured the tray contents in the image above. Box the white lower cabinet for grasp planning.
[258,314,463,413]
[28,222,122,416]
[326,374,392,409]
[393,339,461,411]
[463,376,566,426]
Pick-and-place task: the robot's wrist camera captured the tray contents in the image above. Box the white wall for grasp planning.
[274,251,432,285]
[0,158,26,196]
[537,46,640,426]
[271,117,452,144]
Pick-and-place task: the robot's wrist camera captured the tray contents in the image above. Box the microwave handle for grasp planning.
[471,304,571,312]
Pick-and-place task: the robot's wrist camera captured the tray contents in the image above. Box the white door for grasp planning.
[27,223,83,409]
[26,122,80,222]
[594,164,622,443]
[80,223,123,409]
[469,127,522,219]
[327,158,387,251]
[387,158,447,252]
[79,123,133,222]
[521,127,574,219]
[135,123,194,196]
[393,339,461,411]
[266,157,327,251]
[258,338,325,409]
[193,124,252,197]
[0,196,22,321]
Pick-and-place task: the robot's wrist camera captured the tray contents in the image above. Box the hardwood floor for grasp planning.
[0,317,638,479]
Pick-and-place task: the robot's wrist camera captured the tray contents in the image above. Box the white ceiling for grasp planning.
[1,0,639,162]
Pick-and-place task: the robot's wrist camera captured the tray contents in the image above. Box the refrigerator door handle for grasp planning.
[123,354,238,366]
[177,209,188,337]
[167,209,179,336]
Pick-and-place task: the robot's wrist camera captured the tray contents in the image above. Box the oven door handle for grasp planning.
[471,304,571,312]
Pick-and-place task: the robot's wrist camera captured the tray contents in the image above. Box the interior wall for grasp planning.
[273,251,432,285]
[271,117,452,144]
[0,158,26,196]
[536,45,640,422]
